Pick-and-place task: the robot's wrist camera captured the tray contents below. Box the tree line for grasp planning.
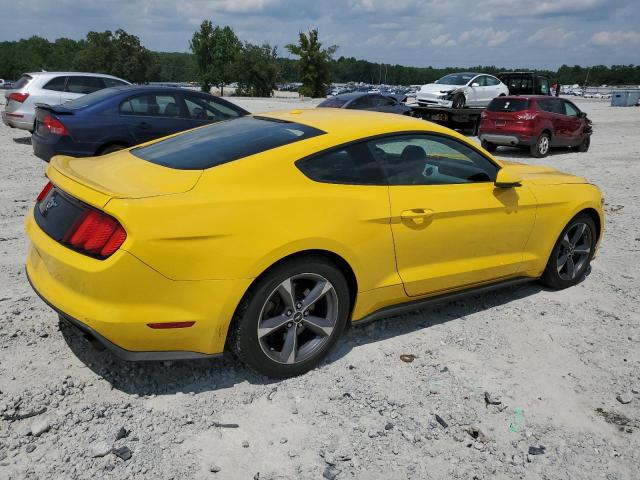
[2,27,640,97]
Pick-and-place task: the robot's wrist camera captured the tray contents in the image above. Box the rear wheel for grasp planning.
[530,133,550,158]
[540,214,596,289]
[452,94,466,109]
[229,256,350,378]
[481,139,497,152]
[577,136,590,152]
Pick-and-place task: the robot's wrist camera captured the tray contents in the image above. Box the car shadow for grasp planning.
[493,146,576,159]
[60,282,545,396]
[13,136,31,145]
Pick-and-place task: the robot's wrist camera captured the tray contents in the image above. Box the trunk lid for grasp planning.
[48,151,203,208]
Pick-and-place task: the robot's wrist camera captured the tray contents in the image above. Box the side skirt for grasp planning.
[353,276,535,326]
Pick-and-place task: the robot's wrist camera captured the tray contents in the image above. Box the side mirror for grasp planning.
[495,166,522,188]
[471,82,480,87]
[578,111,587,118]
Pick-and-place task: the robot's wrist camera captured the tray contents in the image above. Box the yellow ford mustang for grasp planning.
[25,109,604,377]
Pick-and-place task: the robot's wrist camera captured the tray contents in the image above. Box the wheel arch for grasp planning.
[579,207,602,242]
[95,140,131,156]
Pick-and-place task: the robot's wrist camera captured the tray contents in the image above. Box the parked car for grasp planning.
[416,73,508,109]
[478,96,592,157]
[497,72,552,96]
[2,72,130,132]
[26,109,603,377]
[317,92,412,115]
[32,85,249,162]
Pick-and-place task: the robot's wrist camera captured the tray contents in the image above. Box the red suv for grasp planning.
[478,96,592,157]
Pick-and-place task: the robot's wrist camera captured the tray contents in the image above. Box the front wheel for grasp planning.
[540,214,596,289]
[228,256,350,378]
[578,136,590,152]
[452,94,466,109]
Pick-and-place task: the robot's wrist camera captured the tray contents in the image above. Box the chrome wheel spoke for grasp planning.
[277,278,296,309]
[566,256,576,279]
[301,280,333,309]
[281,325,297,364]
[561,234,571,249]
[570,223,586,245]
[258,315,289,338]
[302,316,334,337]
[557,252,570,271]
[574,245,591,255]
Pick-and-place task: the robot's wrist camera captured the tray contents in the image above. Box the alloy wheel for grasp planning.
[539,136,550,155]
[257,274,339,365]
[557,222,592,280]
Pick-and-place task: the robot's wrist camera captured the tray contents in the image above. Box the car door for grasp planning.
[183,94,243,128]
[62,76,104,103]
[368,133,537,296]
[119,92,191,144]
[561,100,585,145]
[466,76,485,106]
[484,75,502,104]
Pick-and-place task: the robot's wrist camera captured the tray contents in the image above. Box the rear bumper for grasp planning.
[479,132,535,146]
[2,110,34,130]
[32,133,96,162]
[25,209,251,358]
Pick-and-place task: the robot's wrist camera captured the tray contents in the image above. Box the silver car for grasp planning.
[416,72,509,109]
[2,72,130,131]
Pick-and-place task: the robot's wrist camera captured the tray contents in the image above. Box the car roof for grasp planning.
[25,72,126,79]
[258,108,463,143]
[330,92,373,101]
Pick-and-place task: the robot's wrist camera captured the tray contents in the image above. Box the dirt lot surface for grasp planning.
[0,96,638,479]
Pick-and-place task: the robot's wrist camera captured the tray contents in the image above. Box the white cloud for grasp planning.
[526,26,576,47]
[431,34,457,47]
[591,30,640,46]
[459,27,514,47]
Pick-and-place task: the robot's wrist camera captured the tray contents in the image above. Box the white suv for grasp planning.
[2,72,130,131]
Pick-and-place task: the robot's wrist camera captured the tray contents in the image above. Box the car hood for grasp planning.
[501,161,588,185]
[419,83,464,94]
[47,151,203,208]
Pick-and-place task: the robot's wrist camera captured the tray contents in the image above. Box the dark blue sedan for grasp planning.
[31,86,249,162]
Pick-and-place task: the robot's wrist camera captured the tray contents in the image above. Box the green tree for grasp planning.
[285,29,337,97]
[234,43,279,97]
[190,22,241,94]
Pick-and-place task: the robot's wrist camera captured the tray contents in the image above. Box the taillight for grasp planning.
[515,111,537,121]
[36,181,53,202]
[43,115,69,136]
[65,209,127,258]
[9,92,29,103]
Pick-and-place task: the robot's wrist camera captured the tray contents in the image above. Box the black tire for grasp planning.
[228,256,350,378]
[452,94,465,109]
[578,136,590,152]
[98,144,127,155]
[540,213,596,290]
[481,139,497,153]
[530,132,550,158]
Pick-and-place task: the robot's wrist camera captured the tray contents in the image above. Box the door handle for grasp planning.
[400,208,434,220]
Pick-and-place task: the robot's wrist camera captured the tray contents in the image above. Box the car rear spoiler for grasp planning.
[34,103,74,115]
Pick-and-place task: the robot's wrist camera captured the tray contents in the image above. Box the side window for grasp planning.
[368,134,498,185]
[66,76,103,94]
[43,76,67,92]
[297,143,385,185]
[120,94,181,117]
[102,78,128,88]
[184,96,241,121]
[486,76,500,86]
[563,101,580,117]
[371,95,396,107]
[348,96,373,109]
[471,76,485,87]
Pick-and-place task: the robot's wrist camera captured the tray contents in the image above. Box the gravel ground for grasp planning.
[0,96,639,479]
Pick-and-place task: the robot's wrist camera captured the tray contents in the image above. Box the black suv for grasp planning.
[498,72,552,96]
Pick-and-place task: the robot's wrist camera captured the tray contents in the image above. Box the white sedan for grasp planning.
[416,72,509,109]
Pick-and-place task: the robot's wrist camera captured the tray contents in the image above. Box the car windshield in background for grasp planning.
[488,98,530,112]
[318,97,349,108]
[132,116,326,170]
[12,74,32,90]
[435,74,475,85]
[63,88,118,109]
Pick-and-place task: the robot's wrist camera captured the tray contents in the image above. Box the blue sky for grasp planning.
[3,0,640,68]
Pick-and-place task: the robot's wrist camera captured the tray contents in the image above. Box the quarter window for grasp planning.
[120,94,181,117]
[563,101,580,117]
[368,134,498,185]
[297,143,385,185]
[485,76,500,86]
[184,96,241,121]
[43,76,67,92]
[102,78,128,88]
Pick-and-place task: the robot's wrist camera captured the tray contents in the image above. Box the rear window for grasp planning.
[318,97,348,108]
[13,74,32,90]
[132,116,326,170]
[488,98,530,112]
[63,88,117,109]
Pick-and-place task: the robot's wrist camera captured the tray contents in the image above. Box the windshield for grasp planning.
[63,88,117,109]
[435,74,475,86]
[132,116,326,170]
